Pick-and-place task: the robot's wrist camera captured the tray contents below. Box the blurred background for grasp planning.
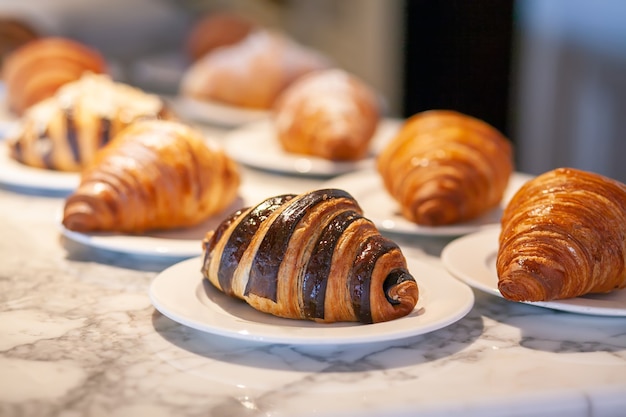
[1,0,625,181]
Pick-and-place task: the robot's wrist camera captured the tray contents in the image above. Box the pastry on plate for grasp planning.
[62,119,240,233]
[273,69,380,161]
[2,36,107,115]
[201,188,419,323]
[179,29,331,109]
[377,110,513,226]
[185,11,256,62]
[497,167,626,302]
[8,73,173,172]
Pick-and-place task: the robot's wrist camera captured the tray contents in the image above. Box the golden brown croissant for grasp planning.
[497,167,626,302]
[180,29,331,109]
[273,69,380,161]
[8,73,172,172]
[62,119,240,233]
[0,16,39,68]
[376,110,513,226]
[201,188,419,323]
[2,37,106,115]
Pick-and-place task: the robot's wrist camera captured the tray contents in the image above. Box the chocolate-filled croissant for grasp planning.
[8,73,172,172]
[497,167,626,302]
[201,189,419,323]
[377,110,513,226]
[62,119,240,233]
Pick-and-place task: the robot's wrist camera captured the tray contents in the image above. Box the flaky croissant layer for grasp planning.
[62,119,240,233]
[201,189,419,324]
[377,110,513,226]
[497,167,626,302]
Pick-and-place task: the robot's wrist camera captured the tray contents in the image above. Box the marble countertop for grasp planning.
[1,154,625,417]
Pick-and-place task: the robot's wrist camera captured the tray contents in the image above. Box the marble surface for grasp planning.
[1,156,625,417]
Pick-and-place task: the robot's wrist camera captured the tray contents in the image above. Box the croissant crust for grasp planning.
[62,119,240,233]
[497,167,626,301]
[2,37,106,115]
[377,110,513,226]
[273,69,380,161]
[180,30,331,109]
[201,188,419,323]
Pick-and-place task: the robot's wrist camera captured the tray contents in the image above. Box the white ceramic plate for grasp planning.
[61,221,208,259]
[441,227,626,316]
[0,120,18,140]
[59,193,248,260]
[149,254,475,344]
[323,170,534,237]
[0,142,80,194]
[222,119,402,178]
[167,95,269,128]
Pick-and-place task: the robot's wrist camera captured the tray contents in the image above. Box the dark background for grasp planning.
[403,0,515,138]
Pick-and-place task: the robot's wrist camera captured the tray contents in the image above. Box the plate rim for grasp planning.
[222,118,402,178]
[59,223,204,259]
[0,141,80,194]
[440,227,626,317]
[149,254,475,345]
[167,95,270,128]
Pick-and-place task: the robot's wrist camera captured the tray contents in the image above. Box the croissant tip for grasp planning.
[62,203,99,232]
[498,277,547,302]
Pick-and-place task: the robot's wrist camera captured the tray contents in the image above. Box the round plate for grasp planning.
[60,222,208,259]
[0,142,79,195]
[149,254,474,344]
[58,193,249,260]
[323,169,534,237]
[167,95,269,128]
[441,227,626,316]
[222,119,402,178]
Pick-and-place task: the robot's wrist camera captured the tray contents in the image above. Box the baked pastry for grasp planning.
[376,110,513,226]
[201,188,419,323]
[273,69,380,161]
[497,167,626,302]
[0,16,40,68]
[2,36,106,115]
[185,12,256,62]
[8,73,172,172]
[180,29,331,109]
[62,119,240,233]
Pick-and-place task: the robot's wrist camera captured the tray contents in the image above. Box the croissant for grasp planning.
[62,119,240,233]
[273,69,380,161]
[2,37,106,115]
[201,188,419,323]
[0,16,39,68]
[376,110,513,226]
[180,29,331,109]
[497,167,626,302]
[8,73,172,172]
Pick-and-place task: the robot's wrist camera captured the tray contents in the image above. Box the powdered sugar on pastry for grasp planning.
[273,69,380,161]
[180,30,331,109]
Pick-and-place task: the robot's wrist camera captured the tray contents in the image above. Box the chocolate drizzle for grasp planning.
[246,189,353,301]
[40,128,54,169]
[65,108,80,164]
[301,210,362,319]
[100,117,112,148]
[216,195,294,295]
[349,235,401,324]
